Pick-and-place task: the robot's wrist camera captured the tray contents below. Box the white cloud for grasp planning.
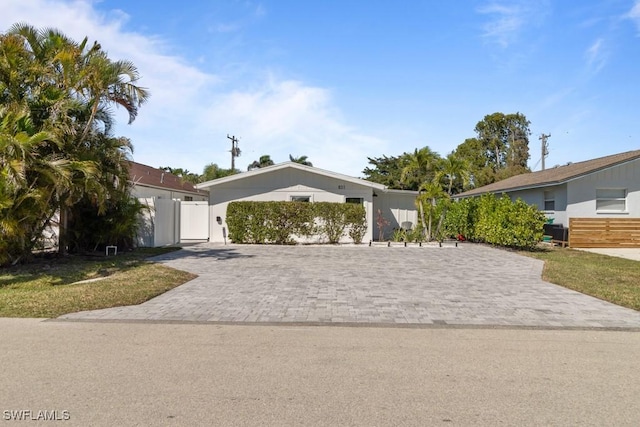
[585,38,608,74]
[201,77,386,175]
[0,0,383,176]
[626,1,640,33]
[477,0,549,48]
[477,3,523,47]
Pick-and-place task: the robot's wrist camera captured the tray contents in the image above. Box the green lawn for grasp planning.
[524,247,640,311]
[0,248,196,318]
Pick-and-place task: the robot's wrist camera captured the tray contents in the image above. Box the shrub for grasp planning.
[345,204,367,244]
[443,193,545,250]
[226,201,368,244]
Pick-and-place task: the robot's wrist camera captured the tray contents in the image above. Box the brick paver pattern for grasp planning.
[59,243,640,328]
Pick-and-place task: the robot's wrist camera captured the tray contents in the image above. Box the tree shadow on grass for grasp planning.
[0,254,154,289]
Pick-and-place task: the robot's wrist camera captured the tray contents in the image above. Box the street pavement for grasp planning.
[1,319,639,426]
[59,243,640,329]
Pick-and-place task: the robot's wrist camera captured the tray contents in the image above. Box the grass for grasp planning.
[0,248,196,318]
[523,246,640,311]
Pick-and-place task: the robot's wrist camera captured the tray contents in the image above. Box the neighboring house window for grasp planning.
[184,196,193,201]
[346,197,363,204]
[543,191,555,211]
[596,189,626,212]
[291,196,311,202]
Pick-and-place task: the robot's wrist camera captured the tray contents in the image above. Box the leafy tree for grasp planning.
[201,163,238,182]
[363,147,440,191]
[455,112,531,188]
[248,154,274,171]
[362,154,407,189]
[289,154,312,166]
[159,166,200,184]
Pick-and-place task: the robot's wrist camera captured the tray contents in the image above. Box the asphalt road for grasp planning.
[1,319,639,426]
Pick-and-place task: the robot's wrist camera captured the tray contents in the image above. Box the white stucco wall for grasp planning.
[372,191,419,240]
[131,185,208,201]
[206,169,377,243]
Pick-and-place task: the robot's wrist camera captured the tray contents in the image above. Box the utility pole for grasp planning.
[227,134,240,170]
[539,133,550,170]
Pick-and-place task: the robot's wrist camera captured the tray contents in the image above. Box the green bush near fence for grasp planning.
[442,193,545,250]
[226,201,367,244]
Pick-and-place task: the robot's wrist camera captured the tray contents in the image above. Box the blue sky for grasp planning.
[3,0,640,176]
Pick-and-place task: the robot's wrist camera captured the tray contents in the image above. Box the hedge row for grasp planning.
[226,201,367,244]
[441,193,546,249]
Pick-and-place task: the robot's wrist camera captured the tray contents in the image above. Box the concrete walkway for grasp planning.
[576,247,640,261]
[59,243,640,329]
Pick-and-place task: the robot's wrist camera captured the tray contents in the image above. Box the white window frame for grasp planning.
[345,197,364,204]
[596,188,627,213]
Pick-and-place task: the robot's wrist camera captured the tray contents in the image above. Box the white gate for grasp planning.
[180,201,209,241]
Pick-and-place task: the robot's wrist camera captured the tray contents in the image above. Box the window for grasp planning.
[543,191,555,211]
[596,189,626,212]
[291,196,310,202]
[345,197,363,204]
[184,196,193,201]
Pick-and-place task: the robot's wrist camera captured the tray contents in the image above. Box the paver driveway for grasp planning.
[60,243,640,328]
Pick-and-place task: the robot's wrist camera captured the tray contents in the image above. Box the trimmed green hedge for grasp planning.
[442,193,545,250]
[226,201,367,244]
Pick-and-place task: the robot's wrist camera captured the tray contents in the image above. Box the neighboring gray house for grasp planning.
[454,150,640,247]
[196,162,419,243]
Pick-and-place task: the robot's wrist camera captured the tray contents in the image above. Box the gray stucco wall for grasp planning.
[566,158,640,219]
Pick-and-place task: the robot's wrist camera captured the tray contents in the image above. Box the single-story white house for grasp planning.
[195,162,419,243]
[454,149,640,247]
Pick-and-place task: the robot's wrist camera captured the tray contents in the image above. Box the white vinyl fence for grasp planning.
[137,198,208,247]
[180,201,209,240]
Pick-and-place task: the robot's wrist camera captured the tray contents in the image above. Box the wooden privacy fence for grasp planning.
[569,218,640,248]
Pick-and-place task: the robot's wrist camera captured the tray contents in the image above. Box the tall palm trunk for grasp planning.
[57,205,68,256]
[418,201,427,239]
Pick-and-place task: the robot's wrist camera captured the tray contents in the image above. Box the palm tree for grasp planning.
[2,24,150,257]
[437,153,469,195]
[201,163,238,181]
[417,181,446,241]
[289,154,312,166]
[248,155,274,171]
[400,147,439,191]
[0,105,68,264]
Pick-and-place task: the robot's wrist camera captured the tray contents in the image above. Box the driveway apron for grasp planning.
[59,244,640,328]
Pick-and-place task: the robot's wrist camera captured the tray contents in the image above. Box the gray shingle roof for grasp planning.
[455,149,640,198]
